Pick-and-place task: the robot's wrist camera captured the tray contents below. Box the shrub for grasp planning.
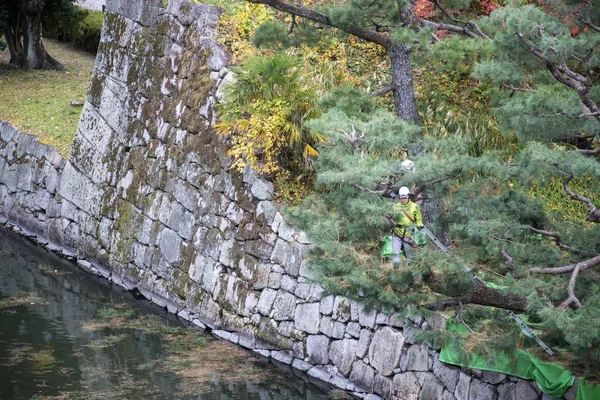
[215,54,323,177]
[73,10,103,53]
[44,7,102,54]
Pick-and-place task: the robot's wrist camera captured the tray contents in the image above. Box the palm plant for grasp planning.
[215,53,324,176]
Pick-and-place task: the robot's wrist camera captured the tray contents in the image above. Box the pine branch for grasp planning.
[577,146,600,155]
[558,264,583,309]
[501,246,513,266]
[516,33,600,122]
[583,17,600,33]
[339,124,367,157]
[528,253,600,274]
[425,279,527,312]
[419,19,480,39]
[245,0,393,48]
[455,302,475,333]
[501,83,536,93]
[526,225,584,254]
[288,15,298,34]
[369,83,393,97]
[352,183,386,195]
[412,173,459,197]
[427,0,490,39]
[563,174,600,223]
[524,111,600,119]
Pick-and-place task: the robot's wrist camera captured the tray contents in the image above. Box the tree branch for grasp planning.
[583,18,600,33]
[563,174,600,223]
[425,280,528,312]
[577,145,600,155]
[501,83,536,93]
[370,83,393,97]
[411,173,459,198]
[246,0,393,48]
[352,183,386,195]
[558,264,582,309]
[528,254,600,274]
[501,246,513,266]
[516,33,600,121]
[419,19,479,38]
[455,301,475,333]
[526,225,584,254]
[429,0,490,39]
[524,111,600,119]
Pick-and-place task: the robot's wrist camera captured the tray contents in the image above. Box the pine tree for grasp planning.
[473,0,600,150]
[244,0,491,124]
[290,75,600,376]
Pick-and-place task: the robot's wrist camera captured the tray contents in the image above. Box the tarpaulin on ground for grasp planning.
[439,318,575,398]
[577,378,600,400]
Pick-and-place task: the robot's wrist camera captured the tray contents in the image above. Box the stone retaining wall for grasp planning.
[0,1,577,399]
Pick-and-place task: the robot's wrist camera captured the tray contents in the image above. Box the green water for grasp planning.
[0,228,330,400]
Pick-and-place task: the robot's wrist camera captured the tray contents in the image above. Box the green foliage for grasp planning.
[73,9,103,53]
[44,7,103,54]
[290,76,600,376]
[216,53,323,176]
[417,65,517,157]
[252,21,291,49]
[473,1,600,145]
[200,0,275,63]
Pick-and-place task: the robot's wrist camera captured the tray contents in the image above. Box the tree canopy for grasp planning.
[244,0,491,124]
[275,0,600,378]
[0,0,79,70]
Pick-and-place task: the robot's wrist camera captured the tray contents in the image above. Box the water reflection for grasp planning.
[0,228,330,400]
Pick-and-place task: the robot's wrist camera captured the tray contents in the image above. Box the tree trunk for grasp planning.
[4,27,25,67]
[389,43,421,125]
[22,7,65,71]
[5,0,65,71]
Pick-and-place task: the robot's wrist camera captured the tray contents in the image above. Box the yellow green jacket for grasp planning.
[393,200,423,236]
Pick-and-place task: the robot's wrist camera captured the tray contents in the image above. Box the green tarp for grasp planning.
[440,318,579,398]
[578,378,600,400]
[380,235,394,258]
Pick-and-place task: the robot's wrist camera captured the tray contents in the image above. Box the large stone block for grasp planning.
[468,379,496,400]
[270,239,307,276]
[420,373,445,400]
[58,162,105,217]
[294,302,320,334]
[307,335,330,365]
[406,344,429,371]
[332,296,352,323]
[455,372,471,400]
[330,339,358,377]
[76,102,120,156]
[271,291,297,321]
[368,326,404,376]
[433,358,459,393]
[350,360,375,392]
[391,372,421,400]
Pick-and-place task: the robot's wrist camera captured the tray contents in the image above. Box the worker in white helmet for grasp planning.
[392,186,423,264]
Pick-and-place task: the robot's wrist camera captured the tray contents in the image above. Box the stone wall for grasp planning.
[0,122,64,243]
[0,1,578,399]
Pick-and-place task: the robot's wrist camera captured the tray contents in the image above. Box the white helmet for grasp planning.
[401,159,415,172]
[398,186,410,198]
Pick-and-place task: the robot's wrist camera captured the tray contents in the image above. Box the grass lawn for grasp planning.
[0,39,96,158]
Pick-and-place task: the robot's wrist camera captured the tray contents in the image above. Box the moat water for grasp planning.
[0,228,330,400]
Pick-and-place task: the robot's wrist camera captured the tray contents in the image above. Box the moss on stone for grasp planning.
[167,268,189,300]
[88,73,105,106]
[254,318,294,350]
[113,199,143,262]
[192,290,203,305]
